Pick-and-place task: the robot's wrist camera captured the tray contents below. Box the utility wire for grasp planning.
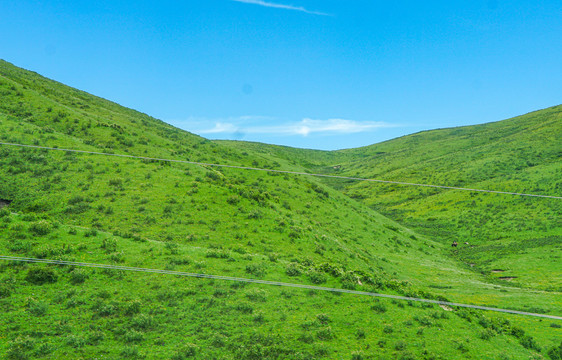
[1,255,560,320]
[0,142,560,200]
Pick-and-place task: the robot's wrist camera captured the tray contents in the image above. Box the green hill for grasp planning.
[1,60,560,359]
[231,106,562,292]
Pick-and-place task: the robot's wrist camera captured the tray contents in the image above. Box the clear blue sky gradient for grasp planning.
[2,0,561,150]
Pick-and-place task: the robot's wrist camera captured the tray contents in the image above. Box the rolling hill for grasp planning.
[0,59,560,359]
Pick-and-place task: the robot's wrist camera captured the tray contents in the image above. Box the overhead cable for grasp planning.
[0,142,560,199]
[1,255,560,320]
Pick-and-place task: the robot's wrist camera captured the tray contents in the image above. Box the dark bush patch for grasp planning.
[29,220,52,236]
[26,268,58,285]
[285,262,302,277]
[171,343,198,359]
[69,269,89,284]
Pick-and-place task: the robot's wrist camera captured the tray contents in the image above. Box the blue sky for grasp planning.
[2,0,561,150]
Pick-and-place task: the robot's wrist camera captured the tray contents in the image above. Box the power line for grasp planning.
[1,255,560,320]
[1,142,560,200]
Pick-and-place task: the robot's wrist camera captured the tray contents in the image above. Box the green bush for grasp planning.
[520,335,541,351]
[0,208,10,217]
[27,300,48,316]
[285,262,302,277]
[101,238,117,252]
[26,268,57,285]
[308,270,327,284]
[480,328,496,340]
[171,343,198,359]
[6,336,35,360]
[29,220,52,236]
[121,346,141,358]
[383,325,393,334]
[245,288,268,302]
[316,314,331,324]
[69,269,89,284]
[316,327,334,341]
[547,341,562,360]
[123,330,144,344]
[66,335,86,348]
[125,300,142,315]
[131,314,154,330]
[245,263,266,278]
[371,303,387,313]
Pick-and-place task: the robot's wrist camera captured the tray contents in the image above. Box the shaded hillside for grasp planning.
[0,60,560,359]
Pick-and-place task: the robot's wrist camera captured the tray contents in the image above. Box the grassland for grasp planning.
[0,59,561,359]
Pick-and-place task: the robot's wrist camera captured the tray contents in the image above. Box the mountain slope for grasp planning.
[0,60,560,359]
[223,105,562,291]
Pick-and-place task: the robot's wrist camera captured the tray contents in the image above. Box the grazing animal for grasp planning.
[464,242,469,245]
[452,241,458,247]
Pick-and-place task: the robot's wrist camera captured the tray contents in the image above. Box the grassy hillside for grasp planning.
[223,106,562,291]
[1,60,560,359]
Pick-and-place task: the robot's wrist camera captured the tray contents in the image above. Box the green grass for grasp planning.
[0,59,560,359]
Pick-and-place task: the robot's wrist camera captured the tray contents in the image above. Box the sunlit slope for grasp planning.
[1,60,560,359]
[226,107,562,293]
[333,107,562,292]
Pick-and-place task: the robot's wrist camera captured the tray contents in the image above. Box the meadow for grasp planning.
[0,59,561,359]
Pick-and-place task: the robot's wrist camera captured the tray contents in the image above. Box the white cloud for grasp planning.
[198,122,239,134]
[191,118,397,137]
[231,0,329,16]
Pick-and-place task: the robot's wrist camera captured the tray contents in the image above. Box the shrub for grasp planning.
[480,329,496,340]
[227,195,240,205]
[383,325,393,334]
[245,288,268,302]
[371,303,387,313]
[245,263,266,278]
[87,331,105,345]
[285,263,302,277]
[211,334,227,347]
[123,330,144,344]
[308,270,327,284]
[298,333,315,344]
[34,342,55,357]
[101,238,117,252]
[69,269,89,284]
[26,268,57,285]
[316,314,331,324]
[67,195,85,205]
[121,346,141,358]
[206,249,231,259]
[253,312,265,323]
[0,285,12,298]
[316,327,334,341]
[0,208,10,218]
[125,300,142,315]
[171,343,198,359]
[351,351,364,360]
[520,335,541,351]
[27,300,48,316]
[131,314,154,330]
[97,303,118,317]
[235,303,254,314]
[66,335,86,348]
[29,220,52,236]
[6,336,35,360]
[547,342,562,360]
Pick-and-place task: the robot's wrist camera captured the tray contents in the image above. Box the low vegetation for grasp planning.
[0,59,560,358]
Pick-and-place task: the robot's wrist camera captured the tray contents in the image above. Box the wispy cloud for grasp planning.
[231,0,329,16]
[192,118,397,137]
